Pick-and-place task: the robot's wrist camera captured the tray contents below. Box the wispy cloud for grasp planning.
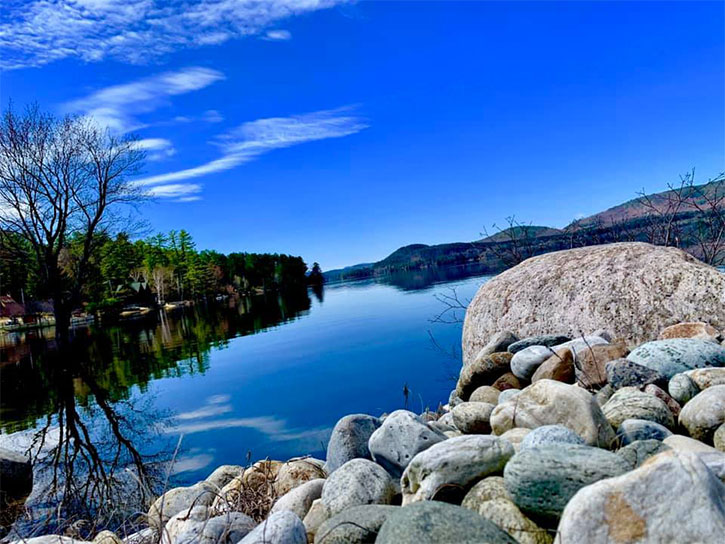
[63,66,225,133]
[147,183,202,202]
[264,29,292,41]
[135,106,367,186]
[135,138,176,161]
[0,0,346,70]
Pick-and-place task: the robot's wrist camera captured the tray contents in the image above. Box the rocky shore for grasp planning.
[7,243,725,543]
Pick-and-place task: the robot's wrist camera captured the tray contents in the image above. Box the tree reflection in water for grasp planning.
[0,288,313,539]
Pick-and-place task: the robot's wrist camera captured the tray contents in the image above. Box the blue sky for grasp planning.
[1,1,724,270]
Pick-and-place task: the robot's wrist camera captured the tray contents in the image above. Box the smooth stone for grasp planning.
[605,358,666,390]
[660,321,721,342]
[499,428,531,452]
[686,367,725,390]
[320,459,395,516]
[471,331,519,362]
[324,414,381,473]
[679,385,725,443]
[147,481,216,528]
[93,532,123,544]
[616,418,672,446]
[627,338,725,379]
[448,390,464,407]
[552,336,609,355]
[617,439,672,469]
[469,385,501,404]
[175,512,256,544]
[8,538,89,544]
[663,434,720,453]
[555,451,725,543]
[452,402,496,434]
[368,410,446,478]
[573,343,630,389]
[122,529,156,544]
[0,447,32,503]
[504,444,630,524]
[490,380,616,448]
[507,335,572,354]
[315,504,399,544]
[376,501,517,544]
[530,348,574,384]
[519,425,585,452]
[492,372,523,391]
[457,352,513,400]
[511,346,556,380]
[462,477,553,544]
[643,383,682,418]
[497,389,520,404]
[239,511,306,544]
[302,499,330,543]
[205,465,244,490]
[716,424,725,452]
[401,435,514,505]
[160,505,209,544]
[270,478,324,520]
[668,372,700,405]
[601,387,674,430]
[274,458,326,495]
[594,384,614,407]
[462,242,725,363]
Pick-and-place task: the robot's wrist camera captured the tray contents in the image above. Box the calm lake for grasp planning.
[0,266,492,532]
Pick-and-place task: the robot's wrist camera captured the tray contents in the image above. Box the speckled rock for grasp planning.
[321,459,395,516]
[469,385,501,404]
[376,501,517,544]
[594,384,614,407]
[452,402,495,434]
[175,512,257,544]
[716,424,725,452]
[660,321,721,342]
[462,477,553,544]
[270,478,324,520]
[574,344,630,389]
[492,373,523,391]
[511,345,556,380]
[324,414,381,473]
[463,243,725,364]
[499,428,531,452]
[686,368,725,390]
[616,418,672,446]
[605,359,666,390]
[519,425,585,451]
[663,434,720,453]
[160,505,209,544]
[503,444,630,524]
[553,336,609,355]
[643,383,682,418]
[498,389,521,404]
[315,504,399,544]
[302,499,330,543]
[401,435,514,505]
[555,451,725,543]
[507,335,572,354]
[616,439,671,469]
[204,465,245,490]
[457,352,513,399]
[530,348,574,383]
[490,380,616,448]
[94,531,123,544]
[627,338,725,379]
[669,372,700,405]
[601,387,675,430]
[147,481,216,528]
[679,385,725,443]
[368,410,446,478]
[239,511,306,544]
[274,458,326,496]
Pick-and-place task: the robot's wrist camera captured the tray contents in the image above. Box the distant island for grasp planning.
[325,175,725,282]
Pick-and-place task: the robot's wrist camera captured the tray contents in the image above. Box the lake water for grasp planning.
[0,266,492,535]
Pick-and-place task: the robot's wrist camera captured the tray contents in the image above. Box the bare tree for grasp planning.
[0,104,145,341]
[480,216,540,267]
[636,171,694,247]
[685,172,725,265]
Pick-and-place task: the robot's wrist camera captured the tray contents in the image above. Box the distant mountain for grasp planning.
[324,179,725,282]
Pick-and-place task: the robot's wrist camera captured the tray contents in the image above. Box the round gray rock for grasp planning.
[519,425,585,451]
[270,478,325,520]
[601,387,675,430]
[616,418,672,446]
[376,501,517,544]
[507,335,571,354]
[452,402,495,434]
[627,338,725,379]
[324,414,381,473]
[605,359,667,390]
[669,372,701,405]
[616,439,671,469]
[511,346,556,380]
[679,385,725,443]
[498,389,520,404]
[315,504,399,544]
[239,511,306,544]
[176,512,256,544]
[368,410,446,478]
[320,459,395,516]
[462,243,725,364]
[503,444,630,524]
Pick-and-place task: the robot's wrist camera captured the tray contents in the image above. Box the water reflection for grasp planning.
[0,287,313,537]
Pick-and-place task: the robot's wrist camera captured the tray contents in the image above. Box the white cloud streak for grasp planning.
[62,66,225,133]
[135,138,176,161]
[264,29,292,41]
[147,183,202,200]
[0,0,347,70]
[135,106,367,186]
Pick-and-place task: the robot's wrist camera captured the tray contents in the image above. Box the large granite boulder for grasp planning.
[462,243,725,364]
